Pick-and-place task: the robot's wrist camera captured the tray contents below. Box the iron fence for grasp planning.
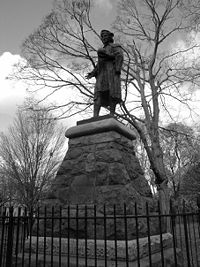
[0,202,199,266]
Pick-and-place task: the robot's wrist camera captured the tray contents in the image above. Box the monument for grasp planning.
[27,30,181,266]
[44,30,157,239]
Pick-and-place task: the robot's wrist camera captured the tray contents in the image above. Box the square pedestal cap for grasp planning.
[66,116,136,140]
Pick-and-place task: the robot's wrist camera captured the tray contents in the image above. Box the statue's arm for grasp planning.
[98,49,115,60]
[86,64,98,79]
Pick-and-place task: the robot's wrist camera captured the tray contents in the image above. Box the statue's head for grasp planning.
[100,30,114,45]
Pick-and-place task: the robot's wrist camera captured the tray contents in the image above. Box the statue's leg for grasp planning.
[110,99,116,116]
[94,97,101,117]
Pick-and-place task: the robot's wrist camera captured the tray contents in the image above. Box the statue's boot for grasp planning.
[110,101,116,116]
[93,98,101,117]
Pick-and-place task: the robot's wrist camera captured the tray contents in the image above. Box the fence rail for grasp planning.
[0,203,200,266]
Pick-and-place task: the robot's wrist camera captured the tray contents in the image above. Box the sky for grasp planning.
[0,0,116,131]
[1,0,200,132]
[0,0,54,55]
[0,0,54,131]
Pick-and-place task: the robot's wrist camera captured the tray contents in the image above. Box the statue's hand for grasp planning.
[98,51,107,58]
[86,72,93,79]
[98,48,106,54]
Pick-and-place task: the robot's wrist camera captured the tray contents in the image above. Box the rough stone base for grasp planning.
[14,248,183,267]
[35,203,164,240]
[25,233,172,261]
[15,234,183,267]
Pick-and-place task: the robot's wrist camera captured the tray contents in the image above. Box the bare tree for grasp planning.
[0,102,66,210]
[179,0,200,29]
[135,122,200,199]
[0,171,16,207]
[12,0,200,212]
[14,0,98,118]
[160,123,200,199]
[113,0,200,213]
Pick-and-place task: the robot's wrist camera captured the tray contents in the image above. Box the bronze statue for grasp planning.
[86,30,123,117]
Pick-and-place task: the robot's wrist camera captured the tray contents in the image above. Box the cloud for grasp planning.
[95,0,113,11]
[0,113,13,132]
[0,52,21,79]
[0,52,79,132]
[0,52,28,131]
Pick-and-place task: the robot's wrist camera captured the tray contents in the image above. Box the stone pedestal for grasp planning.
[42,116,161,239]
[48,116,152,208]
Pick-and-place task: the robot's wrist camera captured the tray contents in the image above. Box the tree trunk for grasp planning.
[149,133,170,230]
[157,180,170,232]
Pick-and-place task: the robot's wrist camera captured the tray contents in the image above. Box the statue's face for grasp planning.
[101,32,112,45]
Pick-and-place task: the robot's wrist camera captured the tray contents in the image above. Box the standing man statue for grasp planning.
[86,30,123,117]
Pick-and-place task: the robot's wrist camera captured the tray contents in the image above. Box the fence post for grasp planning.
[169,200,178,266]
[197,195,200,227]
[6,207,14,267]
[183,200,191,267]
[0,208,6,267]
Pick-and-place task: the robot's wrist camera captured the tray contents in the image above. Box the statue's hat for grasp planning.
[100,30,114,37]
